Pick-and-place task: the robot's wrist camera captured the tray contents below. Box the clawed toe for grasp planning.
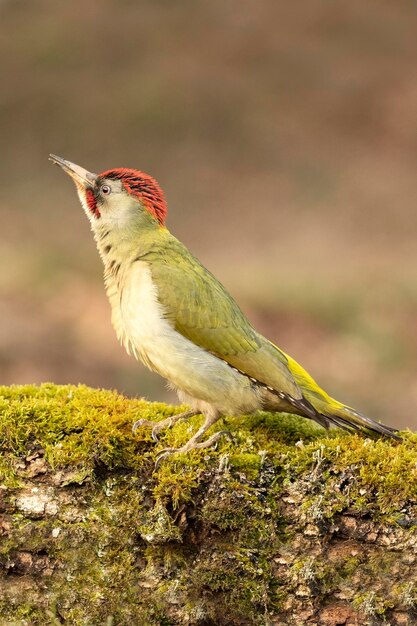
[132,410,199,439]
[134,410,232,468]
[151,417,179,442]
[151,427,160,443]
[154,430,232,469]
[154,448,178,469]
[216,430,234,443]
[132,418,155,434]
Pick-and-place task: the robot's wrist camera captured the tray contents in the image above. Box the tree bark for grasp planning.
[0,384,416,625]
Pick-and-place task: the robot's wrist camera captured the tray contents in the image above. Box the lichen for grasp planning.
[0,384,415,625]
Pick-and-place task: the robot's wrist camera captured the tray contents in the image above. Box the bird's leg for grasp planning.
[132,409,199,442]
[154,411,233,468]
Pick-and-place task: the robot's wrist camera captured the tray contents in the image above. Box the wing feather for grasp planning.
[142,237,303,400]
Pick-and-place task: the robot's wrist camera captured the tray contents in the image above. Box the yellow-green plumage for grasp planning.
[144,233,399,438]
[49,154,400,461]
[142,236,300,397]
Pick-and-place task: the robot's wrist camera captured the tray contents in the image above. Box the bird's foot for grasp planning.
[154,430,233,469]
[132,409,199,442]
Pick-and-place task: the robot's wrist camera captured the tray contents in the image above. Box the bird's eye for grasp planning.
[101,185,111,195]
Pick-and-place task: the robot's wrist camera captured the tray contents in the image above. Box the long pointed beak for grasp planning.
[49,154,97,187]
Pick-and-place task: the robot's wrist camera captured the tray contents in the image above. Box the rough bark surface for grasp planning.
[0,384,416,625]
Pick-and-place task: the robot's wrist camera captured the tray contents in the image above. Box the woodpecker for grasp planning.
[50,155,400,463]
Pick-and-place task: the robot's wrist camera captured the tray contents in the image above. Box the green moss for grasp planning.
[0,384,415,624]
[190,548,280,622]
[1,382,415,520]
[352,591,394,616]
[283,431,417,520]
[137,501,183,544]
[228,452,262,481]
[0,383,173,478]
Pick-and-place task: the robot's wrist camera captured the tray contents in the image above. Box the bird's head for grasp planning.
[49,155,168,230]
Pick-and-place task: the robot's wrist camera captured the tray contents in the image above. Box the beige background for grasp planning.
[1,1,417,429]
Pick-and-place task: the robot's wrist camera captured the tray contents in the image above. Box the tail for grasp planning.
[316,403,402,441]
[282,348,402,441]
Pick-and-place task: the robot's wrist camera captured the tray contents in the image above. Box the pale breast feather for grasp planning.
[107,260,221,380]
[104,260,262,415]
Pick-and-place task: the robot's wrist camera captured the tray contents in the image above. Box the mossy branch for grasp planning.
[0,384,416,625]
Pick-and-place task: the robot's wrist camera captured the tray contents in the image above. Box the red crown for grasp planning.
[100,168,167,225]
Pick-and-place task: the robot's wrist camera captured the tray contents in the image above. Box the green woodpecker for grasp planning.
[50,155,400,463]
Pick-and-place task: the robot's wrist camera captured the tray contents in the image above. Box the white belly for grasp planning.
[105,260,261,415]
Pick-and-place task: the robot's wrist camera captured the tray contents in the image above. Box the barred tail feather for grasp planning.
[274,344,401,441]
[320,405,402,441]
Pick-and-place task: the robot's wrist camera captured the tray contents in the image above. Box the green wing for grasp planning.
[138,233,402,439]
[143,236,303,400]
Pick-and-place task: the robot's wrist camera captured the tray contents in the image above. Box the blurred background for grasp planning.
[1,0,417,429]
